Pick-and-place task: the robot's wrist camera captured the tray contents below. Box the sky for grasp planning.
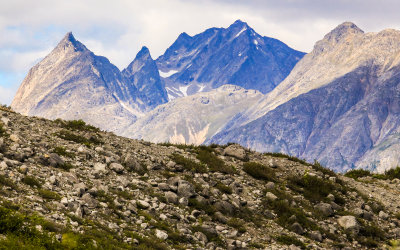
[1,0,400,105]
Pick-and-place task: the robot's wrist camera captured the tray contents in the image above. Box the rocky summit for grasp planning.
[0,106,399,249]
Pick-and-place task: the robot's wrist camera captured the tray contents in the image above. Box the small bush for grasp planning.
[383,166,400,180]
[53,146,75,158]
[264,152,311,166]
[192,225,225,246]
[21,176,42,188]
[215,182,233,194]
[0,175,17,189]
[227,218,246,233]
[345,169,372,179]
[170,154,207,173]
[58,162,75,171]
[312,160,336,177]
[288,173,336,202]
[276,235,305,248]
[58,119,100,132]
[38,189,61,200]
[197,149,235,174]
[0,123,6,137]
[56,130,101,147]
[188,198,216,215]
[243,162,275,181]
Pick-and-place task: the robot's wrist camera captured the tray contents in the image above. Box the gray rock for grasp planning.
[290,222,304,235]
[315,202,333,217]
[338,216,359,234]
[309,231,323,242]
[137,200,150,209]
[378,211,389,220]
[223,144,247,160]
[265,181,275,190]
[109,163,124,174]
[165,191,179,204]
[155,229,168,240]
[177,181,194,198]
[265,192,277,201]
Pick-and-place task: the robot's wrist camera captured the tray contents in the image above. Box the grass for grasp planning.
[276,235,305,248]
[263,152,311,166]
[196,149,235,174]
[170,153,207,173]
[21,176,42,188]
[53,146,75,158]
[56,130,101,147]
[243,162,275,181]
[191,225,225,247]
[188,198,216,215]
[287,173,337,203]
[38,189,61,200]
[56,119,100,132]
[215,182,233,194]
[345,169,372,179]
[227,218,246,233]
[0,123,6,137]
[0,175,17,190]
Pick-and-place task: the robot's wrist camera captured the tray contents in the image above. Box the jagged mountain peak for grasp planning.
[56,31,88,52]
[323,21,364,42]
[135,46,151,59]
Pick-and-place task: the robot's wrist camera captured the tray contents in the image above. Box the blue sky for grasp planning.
[1,0,400,105]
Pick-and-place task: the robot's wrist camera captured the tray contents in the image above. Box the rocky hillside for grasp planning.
[0,107,399,249]
[121,85,263,145]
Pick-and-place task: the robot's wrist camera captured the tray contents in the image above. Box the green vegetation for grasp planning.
[276,235,305,248]
[288,173,337,203]
[243,162,275,181]
[56,130,101,147]
[21,176,42,188]
[56,119,100,132]
[192,225,225,247]
[0,123,6,137]
[345,169,372,179]
[345,166,400,181]
[170,153,207,173]
[312,160,336,177]
[353,219,386,248]
[53,146,75,158]
[196,148,235,174]
[38,189,61,201]
[264,152,311,166]
[227,218,246,233]
[215,182,233,194]
[0,174,17,190]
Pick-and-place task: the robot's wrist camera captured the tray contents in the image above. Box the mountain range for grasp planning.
[10,20,400,173]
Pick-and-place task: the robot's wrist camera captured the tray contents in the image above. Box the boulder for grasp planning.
[337,216,359,234]
[223,144,247,160]
[315,202,333,217]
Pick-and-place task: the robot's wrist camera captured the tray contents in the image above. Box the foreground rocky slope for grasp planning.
[0,107,399,249]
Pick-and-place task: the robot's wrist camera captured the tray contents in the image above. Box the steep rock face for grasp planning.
[121,85,263,144]
[156,20,304,98]
[237,22,400,126]
[11,32,142,131]
[210,23,400,172]
[122,46,168,109]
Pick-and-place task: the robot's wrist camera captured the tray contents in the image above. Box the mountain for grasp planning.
[210,22,400,172]
[11,32,142,131]
[120,85,263,144]
[156,20,305,99]
[0,106,399,249]
[122,46,168,110]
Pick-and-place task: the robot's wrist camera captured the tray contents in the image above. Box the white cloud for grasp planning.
[1,0,400,95]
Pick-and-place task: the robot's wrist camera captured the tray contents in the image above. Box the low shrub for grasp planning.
[53,146,75,158]
[243,162,275,181]
[57,119,100,132]
[0,175,17,189]
[276,235,305,248]
[0,123,6,137]
[170,154,207,173]
[197,149,235,174]
[38,189,61,200]
[56,130,101,147]
[227,218,246,233]
[345,169,372,179]
[215,182,233,194]
[288,173,336,203]
[21,176,42,188]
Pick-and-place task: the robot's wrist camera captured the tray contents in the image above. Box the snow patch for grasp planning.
[179,85,190,96]
[253,40,258,45]
[238,52,242,57]
[159,69,179,78]
[235,27,247,38]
